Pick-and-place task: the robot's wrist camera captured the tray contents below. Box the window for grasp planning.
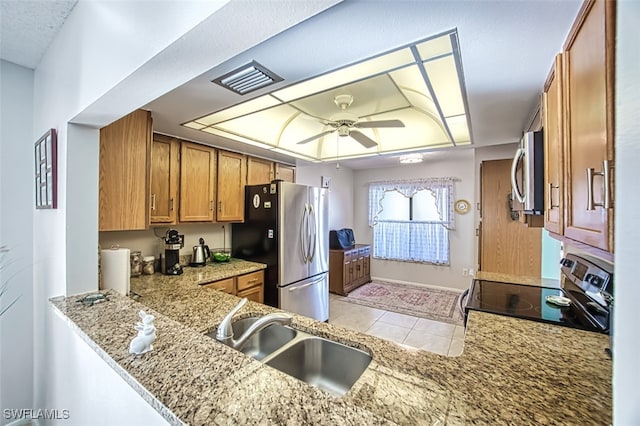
[368,178,455,265]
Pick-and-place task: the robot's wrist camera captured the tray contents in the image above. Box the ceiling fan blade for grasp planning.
[349,130,377,149]
[295,129,335,145]
[356,119,405,129]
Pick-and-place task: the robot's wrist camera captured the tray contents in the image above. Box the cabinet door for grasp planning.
[99,109,151,231]
[543,55,564,235]
[150,134,179,224]
[275,163,295,183]
[247,157,274,185]
[563,0,614,251]
[217,150,246,222]
[237,285,264,304]
[179,142,216,222]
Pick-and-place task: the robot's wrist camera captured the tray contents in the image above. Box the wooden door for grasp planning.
[217,150,246,222]
[99,109,151,231]
[179,142,216,222]
[543,54,564,235]
[150,134,179,224]
[247,157,274,185]
[480,159,542,277]
[275,163,295,183]
[562,0,614,251]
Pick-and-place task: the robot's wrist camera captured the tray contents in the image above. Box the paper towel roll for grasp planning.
[101,247,131,295]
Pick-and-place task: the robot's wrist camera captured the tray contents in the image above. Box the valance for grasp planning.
[368,177,456,229]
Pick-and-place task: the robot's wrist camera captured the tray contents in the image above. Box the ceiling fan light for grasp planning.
[399,153,424,164]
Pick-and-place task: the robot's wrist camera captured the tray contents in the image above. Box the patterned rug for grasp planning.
[343,280,464,325]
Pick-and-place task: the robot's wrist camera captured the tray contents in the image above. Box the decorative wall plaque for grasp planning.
[34,128,57,209]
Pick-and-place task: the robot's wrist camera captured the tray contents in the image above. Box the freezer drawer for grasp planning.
[279,273,329,322]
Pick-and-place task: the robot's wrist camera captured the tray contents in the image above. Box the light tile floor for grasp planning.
[329,294,465,356]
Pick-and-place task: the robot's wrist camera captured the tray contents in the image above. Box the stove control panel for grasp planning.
[560,253,613,307]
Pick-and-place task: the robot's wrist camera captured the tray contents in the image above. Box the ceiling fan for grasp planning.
[295,94,405,148]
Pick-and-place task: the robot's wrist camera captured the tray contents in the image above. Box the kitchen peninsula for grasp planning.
[51,263,611,425]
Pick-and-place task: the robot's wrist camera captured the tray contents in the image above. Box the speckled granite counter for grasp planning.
[474,271,561,288]
[50,265,611,425]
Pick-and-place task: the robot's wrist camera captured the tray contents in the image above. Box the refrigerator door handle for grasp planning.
[287,276,324,292]
[308,204,317,262]
[300,204,309,263]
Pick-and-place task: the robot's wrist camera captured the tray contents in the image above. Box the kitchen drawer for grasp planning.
[203,278,235,294]
[237,270,264,291]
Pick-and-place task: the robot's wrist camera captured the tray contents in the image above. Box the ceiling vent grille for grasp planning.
[212,61,283,95]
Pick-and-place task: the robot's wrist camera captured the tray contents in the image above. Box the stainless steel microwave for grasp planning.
[511,130,544,214]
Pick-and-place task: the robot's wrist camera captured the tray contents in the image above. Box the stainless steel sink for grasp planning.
[206,316,372,396]
[265,337,372,396]
[206,317,297,360]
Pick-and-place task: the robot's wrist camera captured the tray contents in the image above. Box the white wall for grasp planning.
[19,0,341,423]
[99,223,229,264]
[296,163,355,230]
[352,150,475,290]
[614,1,640,423]
[0,60,35,421]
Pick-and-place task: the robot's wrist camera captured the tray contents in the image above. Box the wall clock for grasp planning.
[455,199,470,214]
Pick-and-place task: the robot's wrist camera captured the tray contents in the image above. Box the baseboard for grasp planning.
[370,276,464,293]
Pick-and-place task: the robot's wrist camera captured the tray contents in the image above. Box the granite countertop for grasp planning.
[51,263,611,425]
[474,271,561,288]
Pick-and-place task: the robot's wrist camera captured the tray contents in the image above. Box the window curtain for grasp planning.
[368,178,456,229]
[368,178,456,265]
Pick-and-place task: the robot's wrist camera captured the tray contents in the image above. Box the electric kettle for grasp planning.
[191,237,210,267]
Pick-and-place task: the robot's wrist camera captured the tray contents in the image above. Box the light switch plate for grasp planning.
[321,176,331,188]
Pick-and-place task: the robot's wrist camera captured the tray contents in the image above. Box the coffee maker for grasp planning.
[162,229,184,275]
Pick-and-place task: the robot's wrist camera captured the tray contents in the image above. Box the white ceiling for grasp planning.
[0,0,77,69]
[0,0,582,170]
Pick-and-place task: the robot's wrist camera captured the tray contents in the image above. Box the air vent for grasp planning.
[212,61,283,95]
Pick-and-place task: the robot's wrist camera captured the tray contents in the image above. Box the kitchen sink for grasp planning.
[206,316,371,396]
[206,317,297,361]
[265,337,372,396]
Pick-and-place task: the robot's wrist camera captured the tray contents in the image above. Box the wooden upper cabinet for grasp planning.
[179,142,216,222]
[247,157,274,185]
[217,150,246,222]
[275,163,296,183]
[99,109,151,231]
[543,54,564,235]
[562,0,615,252]
[150,134,180,224]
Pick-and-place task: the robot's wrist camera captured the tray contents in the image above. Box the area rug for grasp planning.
[343,280,464,325]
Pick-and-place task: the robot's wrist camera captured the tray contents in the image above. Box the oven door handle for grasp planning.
[458,288,469,318]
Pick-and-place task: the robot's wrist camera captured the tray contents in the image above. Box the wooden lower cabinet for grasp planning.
[329,244,371,296]
[202,270,264,304]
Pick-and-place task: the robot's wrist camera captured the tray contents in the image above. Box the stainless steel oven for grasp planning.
[462,254,613,335]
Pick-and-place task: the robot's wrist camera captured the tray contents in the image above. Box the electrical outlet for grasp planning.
[469,268,475,277]
[462,268,469,276]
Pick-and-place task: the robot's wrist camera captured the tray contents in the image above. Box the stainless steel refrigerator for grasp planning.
[232,181,329,321]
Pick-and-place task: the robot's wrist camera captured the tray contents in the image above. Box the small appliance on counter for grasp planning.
[191,237,210,267]
[162,229,184,275]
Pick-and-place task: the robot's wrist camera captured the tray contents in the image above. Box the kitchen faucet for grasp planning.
[216,298,293,350]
